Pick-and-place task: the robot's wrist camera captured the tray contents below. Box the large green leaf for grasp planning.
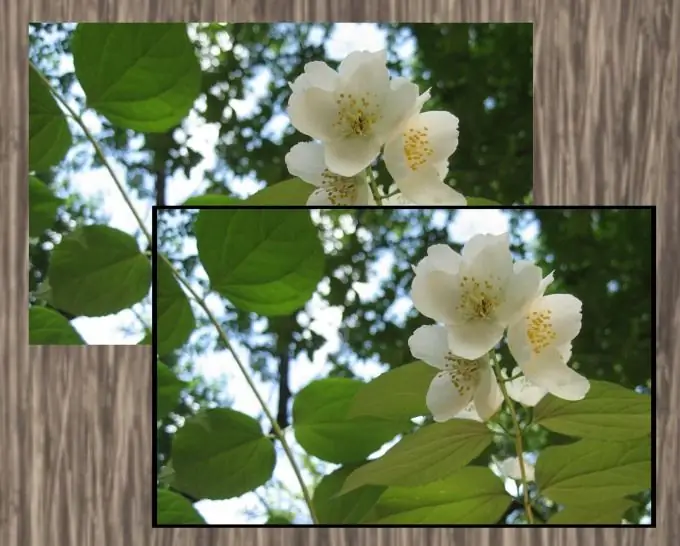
[195,209,324,316]
[172,408,276,500]
[244,178,314,206]
[312,465,386,524]
[535,437,651,505]
[367,466,512,524]
[28,176,64,237]
[28,307,85,345]
[156,489,205,525]
[293,378,410,464]
[341,419,493,494]
[156,361,187,421]
[156,258,195,354]
[348,361,437,420]
[72,23,201,132]
[533,380,651,441]
[28,65,72,171]
[48,225,151,317]
[547,498,637,524]
[265,515,294,525]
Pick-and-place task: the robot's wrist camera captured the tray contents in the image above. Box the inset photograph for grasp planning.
[28,22,531,344]
[153,206,653,526]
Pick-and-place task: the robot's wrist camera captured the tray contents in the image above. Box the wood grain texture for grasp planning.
[2,0,677,545]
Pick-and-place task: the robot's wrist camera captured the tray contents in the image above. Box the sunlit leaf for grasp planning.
[348,361,437,420]
[29,65,71,171]
[172,408,276,500]
[156,258,195,354]
[28,307,84,345]
[156,360,187,421]
[28,176,64,237]
[48,225,151,317]
[156,489,205,525]
[341,419,493,493]
[534,380,651,441]
[72,23,201,132]
[535,437,651,505]
[293,378,410,464]
[195,208,324,316]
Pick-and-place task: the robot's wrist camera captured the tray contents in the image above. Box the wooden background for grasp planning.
[1,0,677,545]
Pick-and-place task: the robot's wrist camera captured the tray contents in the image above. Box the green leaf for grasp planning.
[195,209,324,316]
[182,194,242,206]
[156,258,195,354]
[156,361,186,421]
[535,437,651,505]
[313,465,386,524]
[368,466,512,524]
[48,225,151,317]
[466,197,501,206]
[548,498,637,524]
[156,489,205,525]
[348,361,437,420]
[172,408,276,500]
[138,331,151,345]
[265,515,294,525]
[341,419,493,494]
[72,23,201,132]
[29,65,72,171]
[28,307,85,345]
[293,378,410,464]
[533,380,651,441]
[29,176,64,237]
[244,178,314,206]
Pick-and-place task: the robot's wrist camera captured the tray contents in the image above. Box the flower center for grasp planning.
[439,352,482,396]
[403,126,434,170]
[333,92,380,137]
[320,170,358,204]
[526,309,556,354]
[456,276,500,321]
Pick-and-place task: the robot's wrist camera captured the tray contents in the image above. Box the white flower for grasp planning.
[285,141,374,205]
[383,105,465,205]
[501,367,548,407]
[287,49,420,177]
[506,273,589,401]
[495,456,535,482]
[411,234,543,360]
[408,324,503,422]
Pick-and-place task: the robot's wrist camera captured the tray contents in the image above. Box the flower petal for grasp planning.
[473,360,503,420]
[338,49,387,80]
[395,166,467,206]
[411,270,461,324]
[539,293,583,345]
[461,232,511,262]
[506,314,533,364]
[285,141,327,186]
[413,244,462,277]
[446,320,505,360]
[288,87,343,141]
[455,401,483,422]
[306,180,359,206]
[520,347,590,401]
[323,135,382,177]
[290,61,339,93]
[495,262,543,324]
[426,370,476,422]
[504,368,548,407]
[498,456,535,482]
[408,324,450,369]
[417,110,460,162]
[306,188,335,206]
[374,80,420,142]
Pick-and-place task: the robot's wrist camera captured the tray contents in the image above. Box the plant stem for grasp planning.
[29,62,152,246]
[365,166,383,205]
[493,359,534,525]
[159,253,319,524]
